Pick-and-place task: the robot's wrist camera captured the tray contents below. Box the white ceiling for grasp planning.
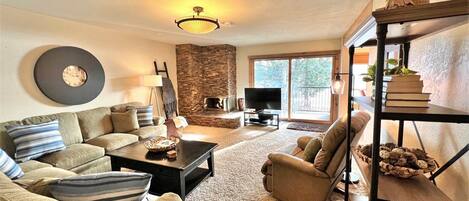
[1,0,369,46]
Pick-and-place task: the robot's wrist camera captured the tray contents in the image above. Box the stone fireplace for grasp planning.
[176,44,241,128]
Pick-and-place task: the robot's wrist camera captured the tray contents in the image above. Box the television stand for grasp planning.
[243,110,280,129]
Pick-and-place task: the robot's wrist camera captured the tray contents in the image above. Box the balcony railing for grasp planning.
[292,87,331,113]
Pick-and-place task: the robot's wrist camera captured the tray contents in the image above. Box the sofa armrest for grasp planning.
[268,152,328,178]
[153,116,165,126]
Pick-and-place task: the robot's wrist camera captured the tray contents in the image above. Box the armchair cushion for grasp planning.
[296,136,313,150]
[268,152,328,178]
[314,117,347,171]
[303,138,321,163]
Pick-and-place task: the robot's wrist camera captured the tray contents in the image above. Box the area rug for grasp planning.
[185,127,309,201]
[286,122,330,132]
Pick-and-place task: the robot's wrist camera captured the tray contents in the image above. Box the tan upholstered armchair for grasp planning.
[262,112,370,201]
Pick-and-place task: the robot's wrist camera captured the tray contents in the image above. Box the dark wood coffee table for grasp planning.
[107,140,217,200]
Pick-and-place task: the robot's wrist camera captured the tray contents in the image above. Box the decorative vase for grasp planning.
[238,98,245,111]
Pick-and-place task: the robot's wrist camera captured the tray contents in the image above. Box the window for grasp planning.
[249,51,339,122]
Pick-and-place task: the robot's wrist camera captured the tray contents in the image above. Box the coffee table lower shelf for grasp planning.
[149,167,211,197]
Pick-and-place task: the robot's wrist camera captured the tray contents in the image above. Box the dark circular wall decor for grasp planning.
[34,46,105,105]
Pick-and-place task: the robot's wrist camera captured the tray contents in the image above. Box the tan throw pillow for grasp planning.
[111,109,139,133]
[303,138,322,163]
[314,116,347,171]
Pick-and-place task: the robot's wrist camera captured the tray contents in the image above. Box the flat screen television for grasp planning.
[244,88,281,111]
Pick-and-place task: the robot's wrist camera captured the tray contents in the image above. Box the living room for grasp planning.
[0,0,468,201]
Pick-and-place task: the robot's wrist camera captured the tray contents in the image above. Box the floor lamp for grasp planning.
[143,75,163,116]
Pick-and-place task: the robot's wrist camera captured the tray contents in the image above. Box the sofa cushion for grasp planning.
[0,148,24,179]
[23,177,59,197]
[0,181,56,201]
[303,138,322,163]
[0,171,11,183]
[22,112,83,146]
[69,156,111,175]
[38,144,105,170]
[49,172,152,201]
[110,102,144,112]
[314,116,347,171]
[130,125,167,139]
[86,133,138,152]
[76,107,113,141]
[111,109,139,133]
[20,167,76,181]
[19,160,52,173]
[6,120,66,162]
[0,121,22,157]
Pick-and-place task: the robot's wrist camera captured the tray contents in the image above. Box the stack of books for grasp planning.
[383,75,430,108]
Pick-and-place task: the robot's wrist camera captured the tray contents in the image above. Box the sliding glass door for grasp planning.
[250,52,338,122]
[253,59,289,118]
[291,57,333,121]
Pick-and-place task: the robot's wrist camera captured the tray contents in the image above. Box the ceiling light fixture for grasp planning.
[175,6,220,34]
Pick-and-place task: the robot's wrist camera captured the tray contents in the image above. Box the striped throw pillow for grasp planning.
[6,120,66,162]
[0,148,24,179]
[128,105,154,127]
[49,171,152,201]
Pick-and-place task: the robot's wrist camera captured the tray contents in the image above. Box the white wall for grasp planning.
[0,6,176,121]
[236,39,342,97]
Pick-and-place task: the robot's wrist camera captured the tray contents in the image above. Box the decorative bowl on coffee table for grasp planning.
[144,136,178,153]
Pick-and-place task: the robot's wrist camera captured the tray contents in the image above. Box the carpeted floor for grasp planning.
[183,123,367,201]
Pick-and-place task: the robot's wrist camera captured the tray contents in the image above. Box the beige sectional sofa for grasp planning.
[0,102,167,200]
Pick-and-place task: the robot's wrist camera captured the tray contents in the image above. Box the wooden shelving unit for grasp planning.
[342,1,469,200]
[351,150,451,201]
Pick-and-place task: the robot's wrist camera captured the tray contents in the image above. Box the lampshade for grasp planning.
[142,75,163,87]
[331,74,345,95]
[175,6,220,34]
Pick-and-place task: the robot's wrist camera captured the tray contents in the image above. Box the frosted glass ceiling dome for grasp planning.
[175,6,220,34]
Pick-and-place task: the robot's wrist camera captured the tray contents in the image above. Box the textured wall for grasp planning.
[403,24,469,201]
[176,44,237,116]
[363,24,469,200]
[176,44,203,115]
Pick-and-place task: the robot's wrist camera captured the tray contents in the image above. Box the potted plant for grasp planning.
[361,59,417,99]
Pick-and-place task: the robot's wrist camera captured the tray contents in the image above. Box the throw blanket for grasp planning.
[161,77,178,118]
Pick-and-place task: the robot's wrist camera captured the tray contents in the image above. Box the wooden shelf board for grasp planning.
[352,149,451,201]
[346,0,469,47]
[353,96,469,123]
